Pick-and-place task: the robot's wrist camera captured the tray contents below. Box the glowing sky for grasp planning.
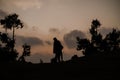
[0,0,120,63]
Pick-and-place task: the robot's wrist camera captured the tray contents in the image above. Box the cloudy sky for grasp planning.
[0,0,120,63]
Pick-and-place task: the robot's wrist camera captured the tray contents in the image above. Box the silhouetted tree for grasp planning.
[0,32,9,43]
[103,28,120,56]
[76,19,101,56]
[18,43,31,63]
[0,32,18,62]
[77,19,120,57]
[90,19,102,47]
[0,13,23,50]
[0,13,23,63]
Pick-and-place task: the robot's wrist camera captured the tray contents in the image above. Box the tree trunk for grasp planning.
[13,26,15,41]
[12,26,15,51]
[5,27,7,34]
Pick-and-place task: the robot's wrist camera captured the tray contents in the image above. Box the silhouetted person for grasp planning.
[53,37,63,63]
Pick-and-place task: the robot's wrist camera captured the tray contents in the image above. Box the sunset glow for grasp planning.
[0,0,119,63]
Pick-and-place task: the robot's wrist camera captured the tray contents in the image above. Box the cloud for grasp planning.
[32,26,38,31]
[25,53,52,63]
[16,35,44,46]
[45,40,52,45]
[0,0,42,10]
[49,28,60,34]
[63,30,86,49]
[99,27,113,37]
[0,9,7,19]
[13,0,42,10]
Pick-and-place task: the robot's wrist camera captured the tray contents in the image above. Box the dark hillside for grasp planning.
[0,56,119,80]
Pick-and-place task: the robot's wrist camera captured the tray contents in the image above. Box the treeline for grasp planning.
[76,19,120,57]
[0,13,120,63]
[0,13,30,63]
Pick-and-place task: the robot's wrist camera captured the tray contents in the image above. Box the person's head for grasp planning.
[53,37,57,41]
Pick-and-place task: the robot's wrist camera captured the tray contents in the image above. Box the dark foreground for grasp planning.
[0,57,120,80]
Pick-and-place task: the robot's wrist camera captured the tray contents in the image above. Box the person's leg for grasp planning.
[55,52,60,62]
[54,53,57,62]
[57,54,60,62]
[61,52,63,61]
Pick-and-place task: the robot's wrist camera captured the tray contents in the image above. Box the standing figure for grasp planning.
[53,37,63,62]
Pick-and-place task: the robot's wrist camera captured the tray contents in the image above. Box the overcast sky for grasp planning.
[0,0,120,63]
